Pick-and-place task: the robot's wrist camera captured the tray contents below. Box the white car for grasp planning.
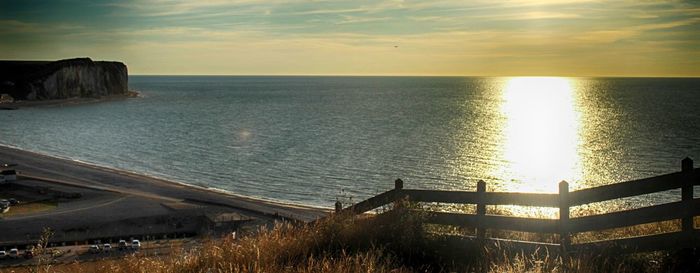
[88,245,101,254]
[0,250,6,259]
[8,248,19,258]
[103,243,112,252]
[118,240,128,250]
[131,240,141,250]
[0,200,9,213]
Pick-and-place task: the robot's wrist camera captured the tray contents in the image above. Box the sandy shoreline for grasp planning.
[0,144,326,216]
[0,144,327,245]
[1,144,325,211]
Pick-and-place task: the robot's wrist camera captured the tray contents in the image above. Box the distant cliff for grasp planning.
[0,58,128,100]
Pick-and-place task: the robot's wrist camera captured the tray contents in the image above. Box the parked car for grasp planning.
[103,243,112,252]
[118,240,128,250]
[131,240,141,250]
[8,198,19,205]
[8,248,18,259]
[0,250,7,259]
[0,170,17,181]
[88,245,100,254]
[24,249,34,259]
[0,200,9,213]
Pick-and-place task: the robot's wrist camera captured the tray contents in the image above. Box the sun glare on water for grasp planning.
[495,77,583,193]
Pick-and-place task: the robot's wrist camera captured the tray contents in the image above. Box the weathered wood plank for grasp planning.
[403,189,479,203]
[476,180,486,240]
[424,211,479,227]
[424,211,559,233]
[559,181,571,253]
[483,237,561,252]
[681,158,694,239]
[483,215,560,233]
[341,189,400,215]
[569,200,695,233]
[569,172,684,205]
[572,230,700,253]
[484,192,559,207]
[439,234,561,254]
[403,189,559,207]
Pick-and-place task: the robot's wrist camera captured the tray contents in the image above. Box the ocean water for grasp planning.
[1,76,699,209]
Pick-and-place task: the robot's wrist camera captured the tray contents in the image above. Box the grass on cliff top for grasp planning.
[10,203,700,273]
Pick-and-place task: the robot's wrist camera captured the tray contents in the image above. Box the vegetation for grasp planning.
[0,201,57,218]
[2,204,698,273]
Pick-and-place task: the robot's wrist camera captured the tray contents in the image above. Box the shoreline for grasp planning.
[0,92,139,110]
[0,144,327,223]
[0,143,326,212]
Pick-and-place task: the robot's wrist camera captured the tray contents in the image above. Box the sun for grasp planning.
[496,77,583,193]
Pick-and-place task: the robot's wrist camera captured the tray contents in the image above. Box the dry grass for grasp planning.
[0,201,57,218]
[2,203,698,273]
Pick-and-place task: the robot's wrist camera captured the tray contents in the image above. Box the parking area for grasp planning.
[0,237,198,268]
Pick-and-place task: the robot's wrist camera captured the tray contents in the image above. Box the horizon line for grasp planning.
[129,74,700,78]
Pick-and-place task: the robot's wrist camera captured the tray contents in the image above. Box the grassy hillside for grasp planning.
[7,204,699,273]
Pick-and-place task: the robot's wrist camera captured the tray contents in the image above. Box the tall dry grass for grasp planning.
[3,203,698,273]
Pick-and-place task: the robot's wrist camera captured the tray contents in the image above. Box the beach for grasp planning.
[0,145,326,246]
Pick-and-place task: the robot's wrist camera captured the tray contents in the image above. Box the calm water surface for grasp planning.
[1,76,699,211]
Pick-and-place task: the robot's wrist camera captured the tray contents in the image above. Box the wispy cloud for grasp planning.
[292,8,367,15]
[335,15,391,25]
[635,17,700,31]
[0,20,39,34]
[1,0,698,76]
[105,0,292,16]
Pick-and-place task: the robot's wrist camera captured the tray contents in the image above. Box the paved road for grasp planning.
[0,145,326,221]
[0,145,328,246]
[4,194,127,222]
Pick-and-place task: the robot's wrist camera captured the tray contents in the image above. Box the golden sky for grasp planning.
[1,0,699,76]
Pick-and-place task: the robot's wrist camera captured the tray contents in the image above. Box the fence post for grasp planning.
[392,178,405,209]
[681,158,694,242]
[335,201,342,214]
[394,178,404,190]
[477,180,486,241]
[559,181,570,257]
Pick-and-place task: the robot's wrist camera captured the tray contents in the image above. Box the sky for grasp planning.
[0,0,699,76]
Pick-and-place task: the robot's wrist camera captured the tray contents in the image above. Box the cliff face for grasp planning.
[0,58,128,100]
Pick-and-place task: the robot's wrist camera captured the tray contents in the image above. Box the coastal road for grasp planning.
[0,145,329,247]
[2,194,127,222]
[0,145,327,222]
[0,178,181,245]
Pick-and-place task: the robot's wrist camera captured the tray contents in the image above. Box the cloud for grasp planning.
[575,30,640,43]
[292,8,367,15]
[335,15,391,25]
[474,11,582,21]
[0,20,39,34]
[106,0,290,16]
[1,0,699,76]
[635,17,700,31]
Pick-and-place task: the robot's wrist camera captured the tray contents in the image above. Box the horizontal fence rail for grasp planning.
[423,211,560,234]
[402,190,560,207]
[333,157,700,254]
[569,171,688,206]
[569,199,700,233]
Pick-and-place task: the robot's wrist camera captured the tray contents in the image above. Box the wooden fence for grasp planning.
[335,158,700,254]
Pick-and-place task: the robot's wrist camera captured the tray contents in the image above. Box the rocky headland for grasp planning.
[0,58,131,108]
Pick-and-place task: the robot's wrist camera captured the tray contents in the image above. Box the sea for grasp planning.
[1,76,699,211]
